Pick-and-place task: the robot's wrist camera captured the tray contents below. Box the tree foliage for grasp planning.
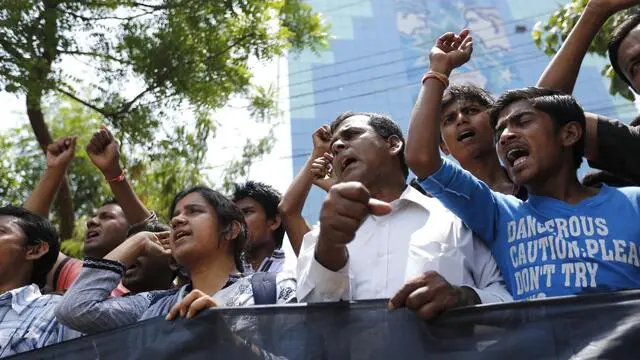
[0,98,110,212]
[532,0,639,101]
[0,94,281,258]
[0,0,329,238]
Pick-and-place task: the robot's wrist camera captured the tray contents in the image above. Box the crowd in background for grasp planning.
[2,0,640,357]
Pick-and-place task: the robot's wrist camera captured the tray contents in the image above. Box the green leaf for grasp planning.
[532,0,639,104]
[0,0,328,233]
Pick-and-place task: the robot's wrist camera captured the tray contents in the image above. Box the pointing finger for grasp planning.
[368,198,392,216]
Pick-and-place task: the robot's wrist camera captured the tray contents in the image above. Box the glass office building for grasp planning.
[287,0,635,224]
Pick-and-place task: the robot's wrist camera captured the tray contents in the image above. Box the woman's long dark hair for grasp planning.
[169,186,247,272]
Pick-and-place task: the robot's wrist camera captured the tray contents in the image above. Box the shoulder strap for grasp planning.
[250,272,278,305]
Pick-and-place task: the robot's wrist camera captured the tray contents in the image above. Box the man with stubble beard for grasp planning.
[297,111,512,320]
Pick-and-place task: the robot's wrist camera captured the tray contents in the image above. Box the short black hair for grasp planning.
[169,186,247,272]
[490,87,586,170]
[232,181,284,248]
[330,111,409,179]
[101,199,120,207]
[127,219,171,237]
[0,206,59,288]
[441,84,495,110]
[630,114,640,127]
[608,13,640,92]
[582,170,636,188]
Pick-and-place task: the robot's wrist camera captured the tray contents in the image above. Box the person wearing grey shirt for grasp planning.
[55,186,296,335]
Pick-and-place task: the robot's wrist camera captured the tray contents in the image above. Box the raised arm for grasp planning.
[23,136,77,217]
[536,0,637,93]
[536,0,640,168]
[25,137,78,292]
[86,126,152,225]
[278,126,334,256]
[55,231,170,334]
[584,113,640,184]
[406,30,473,179]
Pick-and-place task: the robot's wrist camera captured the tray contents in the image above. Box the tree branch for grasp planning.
[118,85,155,114]
[130,2,175,10]
[55,87,111,117]
[60,8,157,22]
[58,49,133,65]
[0,37,25,62]
[207,31,255,62]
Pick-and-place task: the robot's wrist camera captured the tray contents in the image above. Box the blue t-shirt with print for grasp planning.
[419,158,640,300]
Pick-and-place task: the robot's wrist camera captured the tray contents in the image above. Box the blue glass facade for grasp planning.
[288,0,636,224]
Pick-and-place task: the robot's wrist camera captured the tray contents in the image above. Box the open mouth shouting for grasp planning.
[456,128,476,142]
[504,143,530,170]
[340,156,357,174]
[85,229,100,243]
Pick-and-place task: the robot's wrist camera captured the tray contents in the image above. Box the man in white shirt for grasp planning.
[296,111,511,319]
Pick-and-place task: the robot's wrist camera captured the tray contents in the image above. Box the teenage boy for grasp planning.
[232,182,286,273]
[406,30,640,300]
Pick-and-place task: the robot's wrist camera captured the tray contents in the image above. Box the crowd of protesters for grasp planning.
[2,0,640,357]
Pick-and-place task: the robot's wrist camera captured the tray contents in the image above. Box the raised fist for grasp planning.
[46,136,77,170]
[311,152,336,191]
[317,182,392,249]
[86,126,121,179]
[429,29,473,74]
[312,125,332,156]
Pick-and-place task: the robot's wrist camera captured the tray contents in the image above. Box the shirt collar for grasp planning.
[368,185,436,223]
[0,284,42,315]
[390,185,435,212]
[270,248,285,259]
[241,248,286,274]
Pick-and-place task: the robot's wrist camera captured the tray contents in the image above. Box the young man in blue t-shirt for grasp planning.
[405,30,640,300]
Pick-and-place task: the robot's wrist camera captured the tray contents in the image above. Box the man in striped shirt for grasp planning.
[0,206,81,357]
[233,181,286,274]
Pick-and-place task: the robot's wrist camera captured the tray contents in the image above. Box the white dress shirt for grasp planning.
[296,185,512,304]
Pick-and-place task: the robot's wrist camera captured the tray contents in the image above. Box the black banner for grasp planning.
[10,290,640,359]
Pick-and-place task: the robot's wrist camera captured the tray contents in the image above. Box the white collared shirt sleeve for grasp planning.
[296,228,351,302]
[466,233,512,304]
[421,210,511,305]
